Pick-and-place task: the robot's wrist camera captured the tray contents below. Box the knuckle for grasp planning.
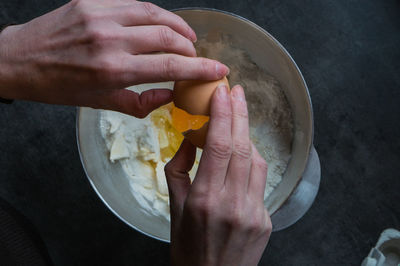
[86,27,110,43]
[96,56,121,82]
[245,206,270,235]
[213,107,232,121]
[158,26,175,47]
[70,0,80,6]
[99,56,117,73]
[71,0,84,9]
[221,207,245,230]
[126,106,147,119]
[186,196,214,218]
[75,14,114,44]
[247,215,265,235]
[164,161,175,177]
[200,58,214,77]
[161,56,178,79]
[265,219,273,235]
[233,109,249,120]
[133,110,147,119]
[232,141,252,160]
[207,138,232,161]
[254,156,268,172]
[142,2,158,18]
[74,3,97,25]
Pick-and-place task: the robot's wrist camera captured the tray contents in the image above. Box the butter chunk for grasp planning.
[155,161,169,195]
[158,129,169,149]
[110,133,130,162]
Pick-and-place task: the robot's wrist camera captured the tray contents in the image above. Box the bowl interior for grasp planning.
[77,9,313,242]
[78,107,170,241]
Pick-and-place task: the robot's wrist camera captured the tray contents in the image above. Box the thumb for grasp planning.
[94,88,172,118]
[164,139,196,223]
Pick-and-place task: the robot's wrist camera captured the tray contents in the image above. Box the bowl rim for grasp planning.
[76,7,314,242]
[173,7,315,213]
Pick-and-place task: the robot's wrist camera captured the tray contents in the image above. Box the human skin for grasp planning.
[0,0,229,118]
[0,1,270,264]
[165,84,272,266]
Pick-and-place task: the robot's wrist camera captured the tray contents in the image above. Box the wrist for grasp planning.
[0,24,27,100]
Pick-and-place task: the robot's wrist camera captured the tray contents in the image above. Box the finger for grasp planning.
[265,208,273,234]
[122,25,196,57]
[192,83,232,191]
[248,142,268,201]
[105,2,197,42]
[125,54,229,83]
[184,122,208,149]
[90,88,172,118]
[164,139,196,221]
[225,85,252,194]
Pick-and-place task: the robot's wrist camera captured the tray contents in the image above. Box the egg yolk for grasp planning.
[151,103,209,161]
[151,104,183,161]
[171,105,209,133]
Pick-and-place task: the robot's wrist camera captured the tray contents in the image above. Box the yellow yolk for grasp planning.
[171,106,209,133]
[151,103,209,161]
[151,103,183,161]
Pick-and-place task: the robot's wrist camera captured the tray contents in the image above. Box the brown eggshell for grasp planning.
[184,122,209,149]
[173,76,230,116]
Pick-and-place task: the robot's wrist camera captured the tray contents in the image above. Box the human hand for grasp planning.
[0,0,229,118]
[165,84,272,266]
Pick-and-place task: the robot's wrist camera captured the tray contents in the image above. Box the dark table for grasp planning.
[1,0,399,265]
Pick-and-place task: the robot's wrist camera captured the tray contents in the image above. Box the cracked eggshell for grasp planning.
[173,76,230,116]
[173,77,230,148]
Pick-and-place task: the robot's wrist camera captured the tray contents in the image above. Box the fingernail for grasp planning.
[188,28,197,42]
[191,44,198,57]
[216,63,229,78]
[231,85,245,102]
[217,83,228,99]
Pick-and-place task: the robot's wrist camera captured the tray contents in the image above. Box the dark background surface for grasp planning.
[1,0,399,265]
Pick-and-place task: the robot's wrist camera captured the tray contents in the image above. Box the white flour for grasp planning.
[196,34,293,200]
[99,35,294,222]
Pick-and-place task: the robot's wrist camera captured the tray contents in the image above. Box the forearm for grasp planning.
[0,24,27,100]
[0,0,229,118]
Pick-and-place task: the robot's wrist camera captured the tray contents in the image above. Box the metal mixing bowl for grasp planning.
[76,8,313,242]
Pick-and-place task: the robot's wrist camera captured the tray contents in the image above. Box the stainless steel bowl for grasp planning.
[77,8,313,242]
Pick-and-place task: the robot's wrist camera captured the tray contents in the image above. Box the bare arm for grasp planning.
[0,0,229,117]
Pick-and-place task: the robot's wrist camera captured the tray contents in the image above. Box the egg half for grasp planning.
[173,76,230,148]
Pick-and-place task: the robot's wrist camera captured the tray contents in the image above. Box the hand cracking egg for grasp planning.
[172,76,230,148]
